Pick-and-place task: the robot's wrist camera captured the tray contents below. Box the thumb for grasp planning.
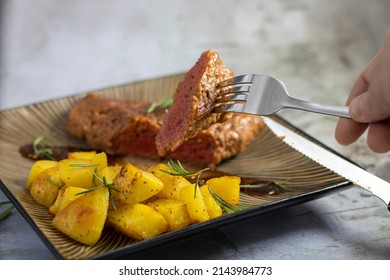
[349,91,390,123]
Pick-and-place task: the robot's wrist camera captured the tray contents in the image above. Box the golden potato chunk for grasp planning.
[98,166,121,186]
[113,163,164,204]
[206,176,241,206]
[58,158,96,189]
[26,160,58,189]
[200,185,223,219]
[178,184,209,223]
[148,198,190,231]
[49,186,86,215]
[52,187,109,246]
[107,203,168,240]
[30,166,63,207]
[91,152,108,174]
[147,163,191,199]
[67,151,97,159]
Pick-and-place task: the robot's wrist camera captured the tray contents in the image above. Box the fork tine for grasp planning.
[217,74,254,88]
[218,85,251,97]
[214,89,248,112]
[216,92,248,104]
[216,83,251,108]
[214,96,246,113]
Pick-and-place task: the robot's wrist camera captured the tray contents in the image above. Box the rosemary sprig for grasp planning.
[273,178,293,192]
[0,201,14,221]
[147,96,174,113]
[208,187,248,214]
[240,178,293,193]
[76,171,119,209]
[32,133,56,160]
[160,159,209,198]
[161,159,207,177]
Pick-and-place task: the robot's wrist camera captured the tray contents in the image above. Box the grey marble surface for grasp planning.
[1,0,390,260]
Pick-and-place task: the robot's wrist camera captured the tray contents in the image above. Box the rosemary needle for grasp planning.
[160,159,209,198]
[161,159,207,177]
[44,173,65,189]
[208,187,247,214]
[76,171,119,209]
[240,178,293,193]
[32,133,56,160]
[69,163,100,167]
[147,96,174,113]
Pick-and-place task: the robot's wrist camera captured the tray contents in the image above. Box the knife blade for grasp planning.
[264,117,390,210]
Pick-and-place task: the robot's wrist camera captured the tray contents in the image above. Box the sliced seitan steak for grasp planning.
[66,94,264,168]
[155,49,234,156]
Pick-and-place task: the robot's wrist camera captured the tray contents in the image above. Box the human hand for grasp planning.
[335,29,390,153]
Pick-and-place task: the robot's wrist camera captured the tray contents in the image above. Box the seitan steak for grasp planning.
[66,94,264,168]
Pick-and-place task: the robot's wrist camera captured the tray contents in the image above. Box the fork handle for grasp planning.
[285,96,351,119]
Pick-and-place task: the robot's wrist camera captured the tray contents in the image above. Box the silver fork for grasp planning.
[215,74,351,118]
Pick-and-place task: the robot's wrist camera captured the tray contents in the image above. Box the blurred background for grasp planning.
[1,0,390,259]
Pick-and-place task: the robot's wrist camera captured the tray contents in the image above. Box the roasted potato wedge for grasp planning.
[98,166,121,186]
[91,152,108,174]
[178,183,209,223]
[49,186,86,215]
[30,166,63,207]
[206,176,241,206]
[200,185,223,219]
[57,158,96,189]
[107,203,168,240]
[148,198,190,231]
[113,163,164,204]
[67,151,97,159]
[52,187,109,246]
[147,163,191,199]
[26,160,58,189]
